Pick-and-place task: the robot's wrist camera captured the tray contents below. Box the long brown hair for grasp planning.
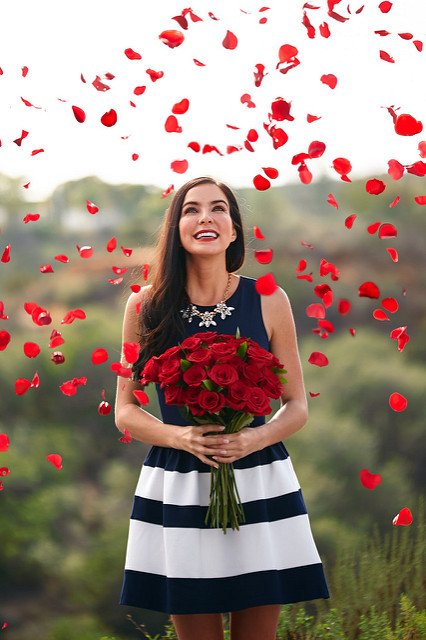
[132,177,246,379]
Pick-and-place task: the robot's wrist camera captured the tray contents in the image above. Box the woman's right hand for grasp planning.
[174,424,229,468]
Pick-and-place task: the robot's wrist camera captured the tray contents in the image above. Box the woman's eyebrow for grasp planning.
[182,199,228,207]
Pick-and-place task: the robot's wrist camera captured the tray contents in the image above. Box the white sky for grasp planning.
[0,0,425,201]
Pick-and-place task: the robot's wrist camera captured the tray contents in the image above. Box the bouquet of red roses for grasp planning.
[140,330,287,533]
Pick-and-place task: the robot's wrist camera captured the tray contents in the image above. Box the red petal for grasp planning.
[159,30,184,48]
[124,48,142,60]
[23,214,40,223]
[0,434,10,451]
[92,348,108,365]
[338,299,351,315]
[406,161,426,176]
[327,193,338,209]
[121,246,132,257]
[367,221,381,234]
[309,391,321,397]
[366,179,386,195]
[130,285,141,293]
[387,159,404,180]
[389,392,407,411]
[295,259,307,273]
[308,351,329,367]
[349,328,356,336]
[119,428,133,443]
[320,258,340,279]
[24,342,40,358]
[107,237,117,252]
[254,226,265,240]
[132,153,139,161]
[398,33,413,40]
[413,40,423,52]
[133,390,149,405]
[255,249,273,264]
[302,11,316,38]
[98,401,112,416]
[308,140,326,157]
[298,163,312,184]
[389,196,400,208]
[379,1,392,12]
[380,50,395,63]
[247,129,259,142]
[40,263,54,273]
[345,214,357,228]
[92,76,110,92]
[123,341,140,364]
[278,44,298,63]
[373,309,390,321]
[318,319,334,333]
[319,22,331,38]
[414,196,426,205]
[315,284,333,308]
[386,247,398,262]
[382,297,398,313]
[49,335,64,349]
[270,98,294,122]
[134,86,146,95]
[306,303,325,318]
[172,99,189,114]
[30,149,44,156]
[378,223,397,238]
[332,157,352,175]
[188,141,200,152]
[223,30,238,50]
[112,266,127,275]
[1,244,11,263]
[253,174,271,191]
[170,159,188,174]
[165,115,182,133]
[307,113,321,122]
[393,507,412,526]
[0,330,11,351]
[108,277,123,285]
[240,93,256,108]
[270,127,288,148]
[110,362,133,377]
[161,185,174,199]
[46,454,62,469]
[301,241,314,249]
[72,106,86,123]
[320,74,337,89]
[297,273,313,282]
[262,167,279,179]
[100,109,117,127]
[394,113,423,136]
[255,273,278,295]
[61,308,86,324]
[254,63,266,87]
[15,378,32,395]
[76,245,93,258]
[193,59,206,66]
[31,370,39,388]
[359,469,382,489]
[359,281,380,298]
[86,199,98,214]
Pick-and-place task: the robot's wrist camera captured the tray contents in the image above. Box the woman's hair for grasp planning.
[132,176,245,379]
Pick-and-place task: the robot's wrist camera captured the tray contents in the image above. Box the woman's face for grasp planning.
[178,183,237,259]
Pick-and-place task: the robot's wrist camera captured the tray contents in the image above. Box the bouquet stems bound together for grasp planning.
[140,330,287,534]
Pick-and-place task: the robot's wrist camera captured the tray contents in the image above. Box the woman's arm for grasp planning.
[115,289,227,468]
[211,287,308,464]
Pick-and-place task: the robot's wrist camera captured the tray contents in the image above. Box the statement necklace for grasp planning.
[180,273,235,328]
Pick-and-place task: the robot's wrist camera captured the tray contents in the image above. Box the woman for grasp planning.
[115,177,329,640]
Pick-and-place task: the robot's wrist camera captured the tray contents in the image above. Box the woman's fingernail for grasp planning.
[223,439,229,444]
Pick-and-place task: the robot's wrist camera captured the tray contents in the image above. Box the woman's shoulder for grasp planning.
[125,285,152,316]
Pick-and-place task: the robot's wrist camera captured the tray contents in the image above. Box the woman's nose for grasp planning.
[198,208,213,223]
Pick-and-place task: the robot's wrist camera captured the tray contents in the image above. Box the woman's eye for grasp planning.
[213,206,225,212]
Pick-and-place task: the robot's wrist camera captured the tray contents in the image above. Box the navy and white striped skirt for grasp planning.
[120,441,329,614]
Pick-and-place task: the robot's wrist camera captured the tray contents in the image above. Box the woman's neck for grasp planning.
[184,258,232,306]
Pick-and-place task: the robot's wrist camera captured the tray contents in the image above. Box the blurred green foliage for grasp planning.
[0,172,425,638]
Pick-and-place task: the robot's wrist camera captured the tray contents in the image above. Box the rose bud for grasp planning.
[51,351,65,364]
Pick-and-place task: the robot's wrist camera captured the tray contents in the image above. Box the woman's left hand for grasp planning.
[211,427,264,464]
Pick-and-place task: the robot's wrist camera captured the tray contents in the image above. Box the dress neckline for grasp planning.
[190,275,242,309]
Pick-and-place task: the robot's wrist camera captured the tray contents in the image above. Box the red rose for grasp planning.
[211,342,237,360]
[183,364,208,386]
[246,342,276,367]
[184,386,201,405]
[187,348,213,366]
[245,387,271,416]
[262,368,283,400]
[181,336,202,351]
[158,357,182,387]
[159,345,183,360]
[164,384,186,405]
[192,331,218,344]
[242,363,265,384]
[198,389,226,413]
[208,363,239,387]
[141,355,161,383]
[226,380,249,410]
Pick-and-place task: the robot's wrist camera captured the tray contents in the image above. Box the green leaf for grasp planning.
[235,326,241,339]
[180,359,192,372]
[236,341,248,358]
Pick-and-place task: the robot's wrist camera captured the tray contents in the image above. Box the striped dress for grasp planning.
[120,276,329,614]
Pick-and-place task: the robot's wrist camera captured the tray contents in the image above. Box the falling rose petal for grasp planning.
[147,68,165,82]
[133,390,149,405]
[373,309,390,321]
[161,184,174,199]
[123,341,140,364]
[255,249,273,264]
[23,214,40,223]
[0,302,8,320]
[23,182,30,189]
[240,93,256,108]
[391,326,410,352]
[31,149,44,156]
[278,44,298,63]
[92,76,110,92]
[309,391,321,397]
[394,114,423,136]
[302,11,315,38]
[172,99,189,114]
[193,59,206,66]
[15,378,32,395]
[320,259,340,279]
[51,351,65,364]
[382,297,398,313]
[171,159,188,174]
[379,1,392,12]
[253,226,265,240]
[101,109,117,127]
[130,284,141,293]
[333,157,352,177]
[76,245,93,258]
[188,142,200,152]
[359,281,380,298]
[262,167,279,179]
[60,376,87,396]
[393,507,412,526]
[110,362,133,378]
[413,40,423,52]
[112,266,127,275]
[308,351,329,367]
[338,299,351,315]
[387,247,398,261]
[306,303,325,318]
[319,21,330,37]
[24,342,40,358]
[253,174,271,191]
[247,129,259,142]
[359,469,382,489]
[380,50,395,63]
[134,86,146,96]
[0,434,10,451]
[132,153,139,161]
[320,74,337,89]
[172,13,188,29]
[298,163,312,184]
[61,308,86,324]
[202,144,223,156]
[367,221,381,234]
[22,66,29,77]
[379,223,397,238]
[318,319,335,333]
[255,273,278,295]
[366,179,386,195]
[107,237,116,252]
[327,193,338,209]
[124,48,142,60]
[121,246,132,257]
[418,142,426,159]
[345,214,357,229]
[54,254,69,263]
[1,244,11,263]
[165,115,182,133]
[270,127,288,149]
[0,330,11,351]
[159,30,185,48]
[86,199,98,214]
[46,454,62,469]
[414,196,426,205]
[49,334,65,349]
[297,273,313,282]
[301,241,314,250]
[388,159,404,180]
[389,392,407,411]
[98,401,112,416]
[315,284,333,308]
[223,30,238,50]
[308,140,326,158]
[92,348,108,365]
[108,277,123,285]
[296,259,307,273]
[349,328,356,336]
[0,467,9,476]
[13,130,29,146]
[406,161,426,177]
[254,63,266,87]
[72,106,86,123]
[270,98,294,122]
[31,370,40,388]
[119,428,133,443]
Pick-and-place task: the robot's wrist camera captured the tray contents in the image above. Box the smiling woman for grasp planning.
[115,176,329,640]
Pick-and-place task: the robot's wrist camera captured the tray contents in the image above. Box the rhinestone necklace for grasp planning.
[180,273,235,328]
